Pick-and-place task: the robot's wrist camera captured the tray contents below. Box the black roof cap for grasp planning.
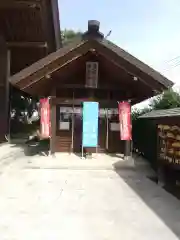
[82,20,104,41]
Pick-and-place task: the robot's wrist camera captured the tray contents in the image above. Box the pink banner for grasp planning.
[40,98,50,138]
[118,102,132,140]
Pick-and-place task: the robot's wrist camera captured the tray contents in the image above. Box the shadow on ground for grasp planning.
[113,156,180,239]
[6,141,180,238]
[9,139,50,157]
[106,153,124,159]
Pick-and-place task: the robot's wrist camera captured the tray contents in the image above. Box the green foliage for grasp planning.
[61,29,82,46]
[150,88,180,110]
[10,87,38,121]
[132,88,180,122]
[132,107,151,120]
[10,86,39,134]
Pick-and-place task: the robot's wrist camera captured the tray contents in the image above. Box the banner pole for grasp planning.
[124,141,131,160]
[71,91,75,154]
[106,108,109,151]
[82,145,84,159]
[82,101,83,159]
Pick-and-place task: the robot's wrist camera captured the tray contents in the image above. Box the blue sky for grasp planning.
[58,0,180,88]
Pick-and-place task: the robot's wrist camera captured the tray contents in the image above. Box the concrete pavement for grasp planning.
[0,148,180,239]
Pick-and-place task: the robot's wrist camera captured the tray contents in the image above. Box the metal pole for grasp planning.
[71,91,75,154]
[7,93,12,143]
[106,108,109,151]
[82,145,84,159]
[124,140,131,160]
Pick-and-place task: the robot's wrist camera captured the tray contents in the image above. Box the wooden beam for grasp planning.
[51,98,133,106]
[57,84,116,90]
[49,0,61,49]
[0,1,40,9]
[56,83,139,91]
[40,0,57,53]
[7,42,48,48]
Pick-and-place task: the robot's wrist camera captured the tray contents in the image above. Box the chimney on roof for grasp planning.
[82,20,104,41]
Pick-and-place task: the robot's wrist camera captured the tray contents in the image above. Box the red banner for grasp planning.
[40,98,50,138]
[118,102,132,140]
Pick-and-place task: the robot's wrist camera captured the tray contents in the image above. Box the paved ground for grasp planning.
[0,145,180,239]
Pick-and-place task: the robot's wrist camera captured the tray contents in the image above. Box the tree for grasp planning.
[61,29,82,46]
[10,86,39,134]
[150,88,180,110]
[131,107,151,120]
[132,89,180,120]
[10,87,38,122]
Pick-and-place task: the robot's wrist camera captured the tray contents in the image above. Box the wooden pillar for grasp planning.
[106,92,111,152]
[0,36,10,142]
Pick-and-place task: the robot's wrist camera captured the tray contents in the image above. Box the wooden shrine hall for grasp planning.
[9,20,173,154]
[0,0,61,142]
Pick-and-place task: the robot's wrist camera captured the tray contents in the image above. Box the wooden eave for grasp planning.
[0,0,61,75]
[9,38,174,96]
[0,0,61,51]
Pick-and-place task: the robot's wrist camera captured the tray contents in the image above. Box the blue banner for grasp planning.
[82,102,99,147]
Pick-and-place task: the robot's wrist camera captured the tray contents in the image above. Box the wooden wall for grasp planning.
[0,36,10,142]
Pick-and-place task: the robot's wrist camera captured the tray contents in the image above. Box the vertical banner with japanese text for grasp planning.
[82,102,99,147]
[118,102,132,140]
[40,98,50,138]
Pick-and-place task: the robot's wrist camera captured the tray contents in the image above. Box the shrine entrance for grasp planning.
[56,105,123,153]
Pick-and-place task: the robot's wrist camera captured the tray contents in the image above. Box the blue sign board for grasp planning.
[82,102,99,147]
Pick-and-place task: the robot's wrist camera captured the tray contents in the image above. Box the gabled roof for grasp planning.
[9,37,173,89]
[9,19,174,95]
[102,40,173,88]
[9,38,83,85]
[139,108,180,119]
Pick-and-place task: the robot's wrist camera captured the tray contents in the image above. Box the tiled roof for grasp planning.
[139,108,180,119]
